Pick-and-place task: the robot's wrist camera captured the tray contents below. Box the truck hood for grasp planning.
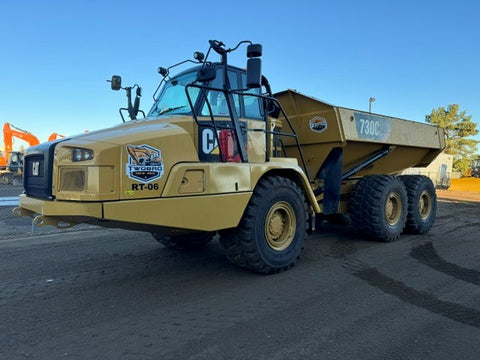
[67,118,182,145]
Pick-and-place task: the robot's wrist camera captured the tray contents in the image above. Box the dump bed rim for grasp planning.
[274,88,440,130]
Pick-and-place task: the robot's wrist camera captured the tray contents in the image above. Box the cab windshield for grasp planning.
[147,66,263,120]
[147,71,200,117]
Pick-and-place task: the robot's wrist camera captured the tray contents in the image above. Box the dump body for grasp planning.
[275,90,445,180]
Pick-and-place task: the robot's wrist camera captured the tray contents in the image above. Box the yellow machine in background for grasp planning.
[14,40,445,273]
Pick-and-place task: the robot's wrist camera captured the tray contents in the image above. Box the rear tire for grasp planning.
[151,231,214,250]
[349,175,407,242]
[399,175,437,234]
[220,176,308,274]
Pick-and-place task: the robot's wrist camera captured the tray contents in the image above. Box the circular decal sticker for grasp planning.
[309,116,328,133]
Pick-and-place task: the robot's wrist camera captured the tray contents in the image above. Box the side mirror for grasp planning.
[246,58,262,89]
[247,44,262,58]
[110,75,122,90]
[196,67,216,83]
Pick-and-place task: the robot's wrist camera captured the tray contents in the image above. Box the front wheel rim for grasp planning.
[265,201,296,251]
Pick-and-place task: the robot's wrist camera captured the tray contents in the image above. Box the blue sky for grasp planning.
[0,0,479,152]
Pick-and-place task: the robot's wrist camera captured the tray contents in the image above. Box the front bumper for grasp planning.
[13,194,103,228]
[18,194,103,217]
[15,192,252,231]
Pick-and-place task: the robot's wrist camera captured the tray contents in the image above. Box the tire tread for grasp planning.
[349,175,407,242]
[220,176,308,274]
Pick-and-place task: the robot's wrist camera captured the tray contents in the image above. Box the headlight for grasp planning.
[71,148,94,162]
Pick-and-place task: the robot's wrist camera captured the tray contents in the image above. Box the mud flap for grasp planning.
[315,147,343,215]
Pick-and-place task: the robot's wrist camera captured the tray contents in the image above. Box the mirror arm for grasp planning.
[125,87,137,120]
[261,76,272,97]
[226,40,252,53]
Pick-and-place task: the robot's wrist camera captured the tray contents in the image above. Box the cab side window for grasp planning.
[200,69,241,117]
[199,68,263,120]
[241,73,263,120]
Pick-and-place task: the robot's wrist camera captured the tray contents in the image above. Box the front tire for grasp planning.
[220,176,308,274]
[349,175,407,242]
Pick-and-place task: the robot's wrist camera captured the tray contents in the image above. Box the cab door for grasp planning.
[197,67,267,163]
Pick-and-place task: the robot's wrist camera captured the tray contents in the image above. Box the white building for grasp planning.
[401,152,453,189]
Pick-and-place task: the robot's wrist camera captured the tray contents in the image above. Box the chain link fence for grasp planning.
[0,182,96,239]
[0,182,30,238]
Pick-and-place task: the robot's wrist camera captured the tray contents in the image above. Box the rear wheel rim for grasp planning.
[385,192,402,226]
[418,189,432,220]
[265,201,296,251]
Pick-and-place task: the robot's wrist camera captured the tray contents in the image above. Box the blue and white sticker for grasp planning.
[125,144,164,183]
[354,112,392,141]
[309,116,328,133]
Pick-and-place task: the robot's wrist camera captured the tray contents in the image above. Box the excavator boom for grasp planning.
[48,133,65,142]
[3,123,40,154]
[1,123,41,176]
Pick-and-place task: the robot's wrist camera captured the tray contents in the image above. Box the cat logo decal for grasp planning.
[125,144,164,183]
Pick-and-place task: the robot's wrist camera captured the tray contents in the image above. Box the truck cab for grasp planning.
[147,63,266,163]
[6,151,23,173]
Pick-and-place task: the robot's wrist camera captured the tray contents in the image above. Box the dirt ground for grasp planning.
[1,176,480,359]
[2,197,480,359]
[437,177,480,202]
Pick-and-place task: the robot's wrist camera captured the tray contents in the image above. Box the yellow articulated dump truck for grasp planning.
[14,40,445,273]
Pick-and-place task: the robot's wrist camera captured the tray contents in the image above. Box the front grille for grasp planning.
[23,141,58,199]
[59,167,86,191]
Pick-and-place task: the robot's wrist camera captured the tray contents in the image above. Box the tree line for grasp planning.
[426,104,479,174]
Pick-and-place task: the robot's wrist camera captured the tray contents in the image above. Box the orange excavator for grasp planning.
[0,126,66,167]
[47,133,65,142]
[0,124,68,184]
[0,123,40,184]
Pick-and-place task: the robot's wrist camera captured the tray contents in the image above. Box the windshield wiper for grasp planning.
[158,105,186,116]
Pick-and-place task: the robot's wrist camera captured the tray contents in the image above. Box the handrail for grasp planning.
[231,90,311,182]
[184,84,311,182]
